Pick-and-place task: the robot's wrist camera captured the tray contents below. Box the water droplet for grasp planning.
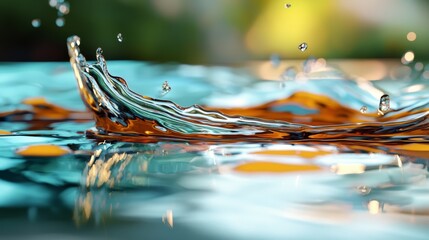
[50,1,70,25]
[49,0,58,7]
[31,19,41,28]
[117,33,123,42]
[284,3,291,8]
[298,42,308,52]
[415,62,424,71]
[161,81,171,95]
[96,48,103,56]
[378,94,390,114]
[55,17,65,27]
[407,32,416,42]
[58,2,70,15]
[423,71,429,80]
[356,185,371,195]
[402,51,414,64]
[96,48,104,63]
[68,35,80,49]
[360,106,368,113]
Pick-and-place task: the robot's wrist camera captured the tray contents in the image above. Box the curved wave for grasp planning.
[67,36,429,142]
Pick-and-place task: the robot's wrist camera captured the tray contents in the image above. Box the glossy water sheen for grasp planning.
[0,37,428,239]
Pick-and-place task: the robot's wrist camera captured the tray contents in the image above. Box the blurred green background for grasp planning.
[0,0,427,64]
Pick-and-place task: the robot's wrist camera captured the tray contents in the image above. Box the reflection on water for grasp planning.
[1,53,429,238]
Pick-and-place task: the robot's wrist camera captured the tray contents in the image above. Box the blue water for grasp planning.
[1,61,429,239]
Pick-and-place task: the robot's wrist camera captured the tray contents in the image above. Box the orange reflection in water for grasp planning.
[16,144,71,157]
[0,129,11,135]
[207,91,377,126]
[21,97,92,121]
[0,97,92,130]
[234,161,321,174]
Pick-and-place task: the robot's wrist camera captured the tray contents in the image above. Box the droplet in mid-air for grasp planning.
[55,17,65,27]
[50,0,70,27]
[415,62,424,71]
[284,3,291,8]
[31,19,41,28]
[378,94,390,114]
[402,51,415,64]
[117,33,123,42]
[95,47,106,64]
[407,32,416,42]
[96,48,103,55]
[58,2,70,15]
[298,42,308,52]
[49,0,58,8]
[360,106,368,113]
[161,81,172,95]
[96,48,104,62]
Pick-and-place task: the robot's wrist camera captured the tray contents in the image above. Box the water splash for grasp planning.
[67,36,429,143]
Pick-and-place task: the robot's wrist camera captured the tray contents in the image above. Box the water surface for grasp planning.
[1,49,429,239]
